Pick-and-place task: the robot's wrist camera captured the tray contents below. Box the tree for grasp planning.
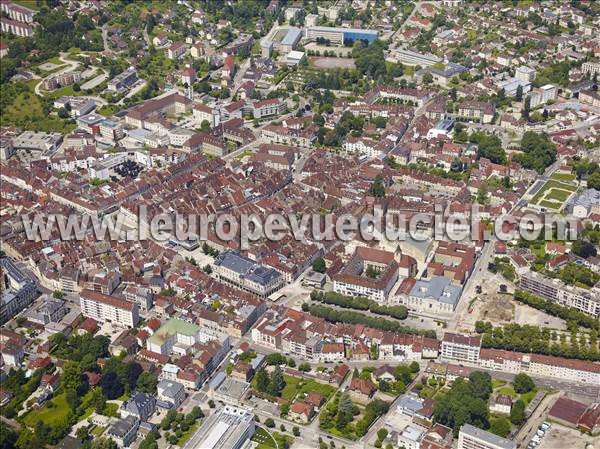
[265,353,287,365]
[66,388,81,411]
[90,437,118,449]
[369,174,385,197]
[515,84,523,101]
[100,371,124,400]
[75,426,89,443]
[512,373,535,394]
[489,416,511,438]
[0,421,18,449]
[255,368,270,393]
[510,399,526,425]
[515,132,556,174]
[572,240,597,259]
[588,172,600,190]
[298,362,311,372]
[125,361,143,390]
[265,418,275,428]
[268,366,286,396]
[377,428,388,442]
[90,387,106,414]
[293,426,300,436]
[52,290,64,299]
[468,371,493,400]
[409,361,420,373]
[312,257,326,273]
[137,372,158,394]
[61,360,85,392]
[423,72,434,85]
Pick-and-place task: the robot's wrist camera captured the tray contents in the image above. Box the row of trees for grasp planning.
[475,319,599,362]
[304,303,436,338]
[310,291,408,320]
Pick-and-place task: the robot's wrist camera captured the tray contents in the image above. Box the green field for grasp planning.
[23,393,71,427]
[252,427,278,449]
[23,390,94,427]
[539,200,563,209]
[545,188,572,202]
[521,389,539,406]
[530,179,577,210]
[550,172,576,182]
[497,386,517,398]
[281,375,336,402]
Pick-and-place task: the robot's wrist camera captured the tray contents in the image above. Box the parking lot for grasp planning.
[536,423,598,449]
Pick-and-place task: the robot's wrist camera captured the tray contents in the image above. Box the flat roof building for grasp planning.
[304,26,378,45]
[80,289,139,328]
[457,423,516,449]
[182,405,255,449]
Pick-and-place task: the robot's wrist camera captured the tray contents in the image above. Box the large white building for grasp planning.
[440,333,481,364]
[458,424,516,449]
[79,289,140,327]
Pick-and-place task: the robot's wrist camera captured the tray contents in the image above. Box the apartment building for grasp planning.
[107,68,138,92]
[440,333,481,364]
[0,18,33,37]
[193,103,220,128]
[456,101,496,124]
[249,98,286,119]
[582,61,600,77]
[529,84,557,108]
[125,93,192,128]
[80,289,140,327]
[1,2,35,23]
[0,257,38,324]
[457,424,516,449]
[520,271,600,317]
[479,348,600,384]
[261,124,318,147]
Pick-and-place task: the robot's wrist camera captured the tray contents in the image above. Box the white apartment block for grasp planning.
[520,271,600,317]
[582,61,600,77]
[80,289,140,327]
[529,84,557,108]
[440,333,481,364]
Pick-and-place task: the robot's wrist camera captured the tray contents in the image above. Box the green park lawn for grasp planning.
[531,180,576,204]
[545,188,572,202]
[23,393,71,427]
[497,386,517,398]
[281,375,336,402]
[550,173,576,182]
[252,427,278,449]
[539,200,563,210]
